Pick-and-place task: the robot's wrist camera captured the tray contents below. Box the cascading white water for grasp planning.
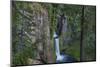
[53,16,68,61]
[53,32,60,56]
[53,32,64,61]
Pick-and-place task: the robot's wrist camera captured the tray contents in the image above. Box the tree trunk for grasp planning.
[80,6,84,61]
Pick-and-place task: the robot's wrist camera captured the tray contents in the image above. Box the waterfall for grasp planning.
[54,32,60,56]
[53,15,77,63]
[53,32,64,61]
[53,15,68,61]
